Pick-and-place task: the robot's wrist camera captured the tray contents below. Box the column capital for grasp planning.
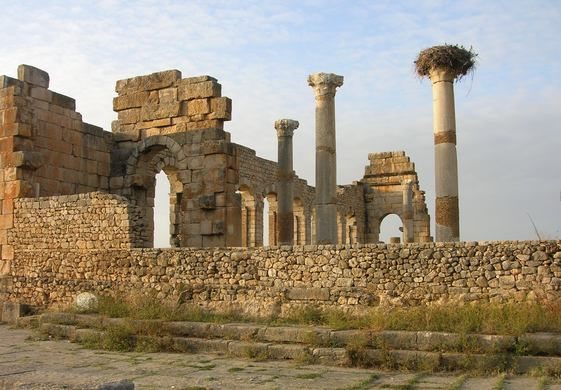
[428,68,456,83]
[308,73,344,97]
[275,119,299,137]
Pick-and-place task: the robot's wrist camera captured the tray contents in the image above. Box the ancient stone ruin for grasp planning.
[0,65,431,261]
[1,63,559,315]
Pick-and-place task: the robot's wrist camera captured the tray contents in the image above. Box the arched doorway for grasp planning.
[379,214,404,244]
[124,137,187,248]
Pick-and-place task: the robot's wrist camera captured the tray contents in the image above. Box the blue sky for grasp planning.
[1,0,560,244]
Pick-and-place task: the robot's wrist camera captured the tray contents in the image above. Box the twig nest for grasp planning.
[415,44,477,81]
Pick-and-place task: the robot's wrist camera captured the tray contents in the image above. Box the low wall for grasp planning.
[8,192,144,250]
[4,240,561,314]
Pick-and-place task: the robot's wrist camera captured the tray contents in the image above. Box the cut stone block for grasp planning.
[17,64,49,88]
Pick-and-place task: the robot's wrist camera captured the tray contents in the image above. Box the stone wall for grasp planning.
[0,65,113,274]
[5,240,560,313]
[8,192,143,250]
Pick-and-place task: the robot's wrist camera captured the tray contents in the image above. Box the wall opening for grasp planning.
[154,171,171,248]
[379,214,403,243]
[263,196,270,246]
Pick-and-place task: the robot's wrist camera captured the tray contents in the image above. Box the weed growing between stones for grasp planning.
[449,374,467,390]
[84,295,561,335]
[338,374,380,390]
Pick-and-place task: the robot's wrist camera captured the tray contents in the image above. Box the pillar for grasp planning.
[275,119,299,246]
[430,69,460,241]
[308,73,344,244]
[402,179,414,243]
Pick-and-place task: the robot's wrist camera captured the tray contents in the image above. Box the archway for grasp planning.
[379,214,404,243]
[293,198,305,245]
[124,137,187,248]
[266,193,278,246]
[154,171,171,248]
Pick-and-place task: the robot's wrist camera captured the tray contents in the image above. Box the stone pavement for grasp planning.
[1,324,560,390]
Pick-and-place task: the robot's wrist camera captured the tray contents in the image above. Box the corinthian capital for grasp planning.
[274,119,299,137]
[308,72,344,97]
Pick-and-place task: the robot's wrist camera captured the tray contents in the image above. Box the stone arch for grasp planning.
[264,191,278,246]
[122,135,189,248]
[362,151,431,243]
[378,213,404,243]
[237,183,263,247]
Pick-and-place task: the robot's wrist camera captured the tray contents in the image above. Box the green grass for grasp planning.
[85,293,561,336]
[492,373,506,390]
[296,372,323,379]
[338,374,379,390]
[449,374,467,390]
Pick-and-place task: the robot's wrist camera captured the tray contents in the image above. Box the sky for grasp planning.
[1,0,560,245]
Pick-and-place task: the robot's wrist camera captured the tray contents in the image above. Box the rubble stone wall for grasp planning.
[6,240,561,313]
[8,192,144,250]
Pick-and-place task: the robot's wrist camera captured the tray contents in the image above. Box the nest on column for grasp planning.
[414,44,477,81]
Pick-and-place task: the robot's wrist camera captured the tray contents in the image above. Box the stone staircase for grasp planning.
[18,312,561,374]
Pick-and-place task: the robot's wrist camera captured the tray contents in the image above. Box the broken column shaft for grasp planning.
[275,119,299,246]
[308,72,343,244]
[431,68,460,241]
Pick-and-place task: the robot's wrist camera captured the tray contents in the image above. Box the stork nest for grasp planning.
[415,44,477,80]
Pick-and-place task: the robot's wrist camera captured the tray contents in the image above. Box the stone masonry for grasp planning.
[4,240,561,313]
[0,64,440,309]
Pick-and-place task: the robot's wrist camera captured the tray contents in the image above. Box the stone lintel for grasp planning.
[307,72,344,97]
[274,119,299,137]
[17,65,50,88]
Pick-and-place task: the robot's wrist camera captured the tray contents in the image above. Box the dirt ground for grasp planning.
[1,324,560,389]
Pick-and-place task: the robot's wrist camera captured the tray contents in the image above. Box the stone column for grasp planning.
[275,119,299,246]
[401,179,414,243]
[430,69,460,241]
[308,73,344,244]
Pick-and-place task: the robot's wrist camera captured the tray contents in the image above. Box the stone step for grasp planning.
[33,318,561,374]
[26,312,561,357]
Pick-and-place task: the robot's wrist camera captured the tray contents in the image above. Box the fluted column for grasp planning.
[430,68,460,241]
[275,119,299,246]
[308,72,343,244]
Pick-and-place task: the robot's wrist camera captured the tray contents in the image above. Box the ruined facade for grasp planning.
[2,65,560,314]
[0,65,432,281]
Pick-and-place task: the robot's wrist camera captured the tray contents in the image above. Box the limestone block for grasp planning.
[136,118,172,129]
[175,119,223,131]
[199,194,216,210]
[17,64,49,88]
[30,87,52,103]
[2,302,32,323]
[118,108,140,124]
[181,75,217,84]
[209,97,232,120]
[140,103,180,121]
[286,287,330,300]
[115,69,181,94]
[113,91,150,111]
[178,80,221,100]
[0,75,24,90]
[51,91,76,110]
[159,87,177,103]
[187,99,210,116]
